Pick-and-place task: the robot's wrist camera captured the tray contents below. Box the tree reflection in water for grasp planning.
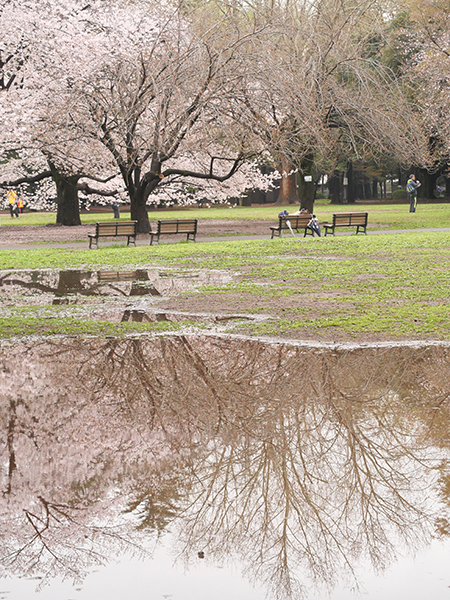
[1,336,450,597]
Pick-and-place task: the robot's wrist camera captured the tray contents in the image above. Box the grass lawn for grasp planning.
[1,229,450,340]
[2,201,450,230]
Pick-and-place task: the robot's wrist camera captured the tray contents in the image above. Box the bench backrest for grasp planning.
[280,215,312,229]
[333,212,368,227]
[96,221,137,236]
[99,270,139,282]
[157,219,198,234]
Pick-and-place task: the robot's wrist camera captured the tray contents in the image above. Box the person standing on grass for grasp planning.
[7,189,16,217]
[112,200,120,219]
[407,174,421,213]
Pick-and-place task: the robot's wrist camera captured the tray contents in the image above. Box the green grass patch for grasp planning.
[3,229,450,340]
[244,302,450,338]
[0,313,189,338]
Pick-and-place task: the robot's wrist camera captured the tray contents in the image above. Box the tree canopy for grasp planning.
[1,0,449,225]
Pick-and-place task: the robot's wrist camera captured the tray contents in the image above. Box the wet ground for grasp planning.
[1,335,450,599]
[0,268,269,333]
[2,219,450,598]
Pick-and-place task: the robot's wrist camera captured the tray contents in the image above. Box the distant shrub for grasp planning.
[315,192,327,200]
[392,189,407,200]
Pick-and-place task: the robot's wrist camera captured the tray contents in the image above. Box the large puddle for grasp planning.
[0,268,232,302]
[1,335,450,599]
[0,268,256,328]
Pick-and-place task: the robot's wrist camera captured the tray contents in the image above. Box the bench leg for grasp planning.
[89,237,99,249]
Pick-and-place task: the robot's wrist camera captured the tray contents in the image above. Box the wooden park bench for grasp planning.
[98,270,141,282]
[323,212,368,236]
[149,219,198,245]
[270,214,314,239]
[88,221,138,249]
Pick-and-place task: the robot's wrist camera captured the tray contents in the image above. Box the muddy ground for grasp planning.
[0,219,434,344]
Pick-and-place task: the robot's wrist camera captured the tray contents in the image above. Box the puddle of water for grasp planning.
[0,268,232,302]
[121,309,258,323]
[1,336,450,598]
[0,269,153,298]
[122,309,153,322]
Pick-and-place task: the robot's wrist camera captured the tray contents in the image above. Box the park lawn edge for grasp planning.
[2,231,450,340]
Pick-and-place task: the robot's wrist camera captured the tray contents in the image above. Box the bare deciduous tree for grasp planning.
[232,0,429,209]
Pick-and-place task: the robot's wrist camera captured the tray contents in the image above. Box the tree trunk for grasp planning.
[125,164,161,233]
[445,176,450,198]
[398,166,405,189]
[419,169,438,199]
[297,154,315,213]
[372,179,378,199]
[49,163,81,226]
[274,157,299,205]
[240,193,252,206]
[298,175,315,212]
[130,187,151,233]
[329,171,342,204]
[347,162,355,203]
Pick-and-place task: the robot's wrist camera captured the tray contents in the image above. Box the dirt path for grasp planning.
[0,219,272,247]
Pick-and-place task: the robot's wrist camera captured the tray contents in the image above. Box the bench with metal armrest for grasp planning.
[88,221,138,249]
[149,219,198,245]
[322,212,368,236]
[270,214,314,239]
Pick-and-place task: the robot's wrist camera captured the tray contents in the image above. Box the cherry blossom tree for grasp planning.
[41,0,273,231]
[0,0,130,223]
[1,0,274,228]
[1,0,430,225]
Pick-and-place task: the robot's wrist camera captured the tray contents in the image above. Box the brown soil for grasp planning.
[0,219,271,246]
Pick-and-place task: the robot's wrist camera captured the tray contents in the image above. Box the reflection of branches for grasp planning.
[66,335,449,598]
[1,336,450,596]
[1,495,147,586]
[177,409,431,597]
[4,399,17,497]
